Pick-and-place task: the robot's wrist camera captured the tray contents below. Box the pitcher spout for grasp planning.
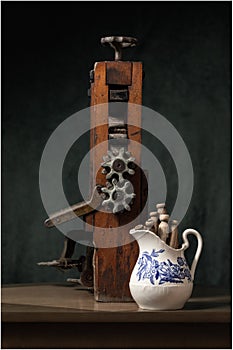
[129,228,161,247]
[130,227,181,253]
[129,228,147,242]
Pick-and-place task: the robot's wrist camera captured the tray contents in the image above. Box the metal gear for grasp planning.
[101,178,136,214]
[101,147,135,182]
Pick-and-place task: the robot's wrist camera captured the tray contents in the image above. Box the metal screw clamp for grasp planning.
[101,36,138,61]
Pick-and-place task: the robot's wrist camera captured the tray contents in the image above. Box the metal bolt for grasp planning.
[112,158,126,172]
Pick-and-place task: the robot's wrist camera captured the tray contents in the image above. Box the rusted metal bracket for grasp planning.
[38,234,94,287]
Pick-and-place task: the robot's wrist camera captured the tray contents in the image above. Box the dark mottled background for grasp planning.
[2,2,231,288]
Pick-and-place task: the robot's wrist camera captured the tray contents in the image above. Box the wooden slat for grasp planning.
[89,62,120,301]
[128,62,143,157]
[115,62,144,300]
[85,62,108,231]
[128,62,143,224]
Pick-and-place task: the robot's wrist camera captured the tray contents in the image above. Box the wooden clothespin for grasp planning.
[169,220,179,249]
[158,213,169,243]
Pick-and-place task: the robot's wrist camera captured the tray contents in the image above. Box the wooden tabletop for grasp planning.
[2,283,231,324]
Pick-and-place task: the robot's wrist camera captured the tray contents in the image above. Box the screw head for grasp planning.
[112,158,126,172]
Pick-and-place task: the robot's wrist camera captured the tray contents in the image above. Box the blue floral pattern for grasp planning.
[137,249,192,285]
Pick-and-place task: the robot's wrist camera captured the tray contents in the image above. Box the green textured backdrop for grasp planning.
[2,2,231,288]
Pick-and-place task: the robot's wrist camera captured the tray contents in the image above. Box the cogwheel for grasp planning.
[101,147,135,182]
[101,178,136,214]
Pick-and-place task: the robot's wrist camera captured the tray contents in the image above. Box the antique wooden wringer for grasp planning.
[40,36,148,302]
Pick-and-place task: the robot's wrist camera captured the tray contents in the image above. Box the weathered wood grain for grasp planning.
[106,61,132,85]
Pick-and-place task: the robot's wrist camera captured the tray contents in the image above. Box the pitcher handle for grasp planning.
[182,229,203,280]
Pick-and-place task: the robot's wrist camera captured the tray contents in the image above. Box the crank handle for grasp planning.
[44,185,104,228]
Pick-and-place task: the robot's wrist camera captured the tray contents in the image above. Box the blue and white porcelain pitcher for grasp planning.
[129,228,203,310]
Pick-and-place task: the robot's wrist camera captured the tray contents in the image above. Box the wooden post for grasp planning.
[85,60,144,301]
